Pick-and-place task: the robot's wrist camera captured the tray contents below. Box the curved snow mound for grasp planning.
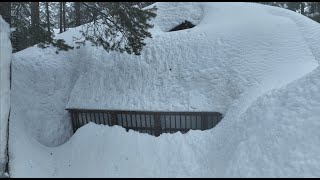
[67,2,317,113]
[224,67,320,177]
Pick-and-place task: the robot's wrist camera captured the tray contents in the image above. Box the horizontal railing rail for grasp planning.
[66,108,223,137]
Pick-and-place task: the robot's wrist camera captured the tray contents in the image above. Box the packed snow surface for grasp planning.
[8,2,320,177]
[0,16,12,176]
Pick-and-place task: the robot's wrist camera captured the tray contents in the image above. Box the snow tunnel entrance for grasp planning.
[66,109,223,137]
[169,21,195,32]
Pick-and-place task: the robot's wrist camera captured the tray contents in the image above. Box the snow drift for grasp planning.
[224,67,320,177]
[8,2,320,177]
[0,16,12,176]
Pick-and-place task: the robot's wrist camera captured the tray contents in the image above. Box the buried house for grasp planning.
[64,3,226,137]
[65,14,222,136]
[8,2,320,178]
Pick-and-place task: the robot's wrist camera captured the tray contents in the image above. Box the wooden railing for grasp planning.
[66,109,223,137]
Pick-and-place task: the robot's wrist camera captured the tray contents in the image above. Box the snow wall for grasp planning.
[0,16,12,176]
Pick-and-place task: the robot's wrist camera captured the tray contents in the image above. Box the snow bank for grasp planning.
[0,16,12,175]
[66,2,317,113]
[265,5,320,63]
[224,67,320,177]
[9,2,320,177]
[9,40,87,147]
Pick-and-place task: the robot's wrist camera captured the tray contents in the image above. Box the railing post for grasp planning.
[75,111,80,131]
[201,114,208,130]
[111,112,118,126]
[70,110,76,133]
[154,113,161,137]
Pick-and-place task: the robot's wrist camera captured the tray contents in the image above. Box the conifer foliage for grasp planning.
[80,2,157,55]
[0,2,156,55]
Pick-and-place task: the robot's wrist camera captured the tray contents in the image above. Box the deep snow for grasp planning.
[7,2,320,177]
[0,16,12,176]
[224,67,320,177]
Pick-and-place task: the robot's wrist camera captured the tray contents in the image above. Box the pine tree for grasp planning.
[286,2,300,12]
[75,2,81,26]
[80,2,157,55]
[30,2,59,47]
[0,2,11,26]
[307,2,320,23]
[62,2,66,32]
[45,2,51,41]
[31,2,40,45]
[59,2,62,33]
[10,2,32,52]
[255,2,320,23]
[1,3,160,55]
[49,2,61,29]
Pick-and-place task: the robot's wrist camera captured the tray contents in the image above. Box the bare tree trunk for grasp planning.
[63,2,66,32]
[300,2,305,15]
[0,2,11,26]
[310,2,315,14]
[31,2,40,45]
[317,2,320,23]
[46,2,51,41]
[75,2,81,26]
[59,2,63,33]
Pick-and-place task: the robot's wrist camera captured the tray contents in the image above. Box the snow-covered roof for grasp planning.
[63,2,317,113]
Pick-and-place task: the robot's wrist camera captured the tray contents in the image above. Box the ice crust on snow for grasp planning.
[7,2,320,177]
